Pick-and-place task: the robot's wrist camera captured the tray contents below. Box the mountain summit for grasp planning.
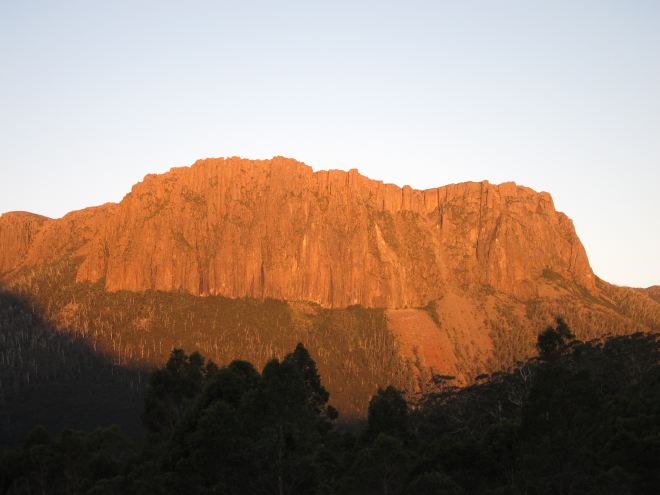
[1,156,594,307]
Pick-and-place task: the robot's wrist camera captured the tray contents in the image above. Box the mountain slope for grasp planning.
[0,157,658,425]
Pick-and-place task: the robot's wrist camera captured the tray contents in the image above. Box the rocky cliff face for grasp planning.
[642,286,660,304]
[0,157,595,308]
[0,212,48,275]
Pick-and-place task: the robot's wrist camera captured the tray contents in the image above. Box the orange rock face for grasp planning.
[642,286,660,304]
[0,157,595,308]
[0,211,49,275]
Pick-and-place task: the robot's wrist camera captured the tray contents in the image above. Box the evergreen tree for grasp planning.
[366,386,409,440]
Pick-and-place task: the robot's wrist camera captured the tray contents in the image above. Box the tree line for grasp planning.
[1,320,658,494]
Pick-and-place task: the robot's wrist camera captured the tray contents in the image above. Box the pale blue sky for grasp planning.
[1,1,658,287]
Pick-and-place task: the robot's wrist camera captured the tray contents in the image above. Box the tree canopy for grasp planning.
[1,330,658,494]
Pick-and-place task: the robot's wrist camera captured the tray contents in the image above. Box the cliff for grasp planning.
[0,211,49,275]
[642,286,660,304]
[0,157,595,308]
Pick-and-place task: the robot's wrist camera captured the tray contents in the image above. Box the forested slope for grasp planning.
[1,326,657,494]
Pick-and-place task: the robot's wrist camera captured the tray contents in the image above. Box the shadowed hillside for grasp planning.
[2,259,414,422]
[0,290,144,447]
[1,328,657,494]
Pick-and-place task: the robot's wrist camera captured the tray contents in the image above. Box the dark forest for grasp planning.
[1,317,658,494]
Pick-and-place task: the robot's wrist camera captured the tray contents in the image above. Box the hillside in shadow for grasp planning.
[1,325,657,494]
[0,290,145,447]
[3,259,415,420]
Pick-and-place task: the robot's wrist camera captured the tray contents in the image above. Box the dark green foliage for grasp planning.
[1,322,658,494]
[137,344,340,494]
[405,471,463,495]
[413,331,660,495]
[143,349,217,436]
[283,343,331,417]
[537,317,575,360]
[0,426,135,495]
[365,386,409,440]
[341,433,410,495]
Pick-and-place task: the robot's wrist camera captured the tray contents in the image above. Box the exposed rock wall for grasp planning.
[0,157,594,307]
[0,211,48,275]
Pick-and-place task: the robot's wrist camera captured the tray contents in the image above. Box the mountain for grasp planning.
[641,285,660,304]
[0,157,658,427]
[1,157,594,305]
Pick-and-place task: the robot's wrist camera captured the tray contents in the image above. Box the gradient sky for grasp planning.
[1,1,659,287]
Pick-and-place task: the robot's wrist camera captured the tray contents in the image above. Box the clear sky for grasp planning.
[1,1,659,288]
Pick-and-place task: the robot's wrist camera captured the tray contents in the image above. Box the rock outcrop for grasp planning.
[642,286,660,304]
[0,211,49,275]
[0,157,595,308]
